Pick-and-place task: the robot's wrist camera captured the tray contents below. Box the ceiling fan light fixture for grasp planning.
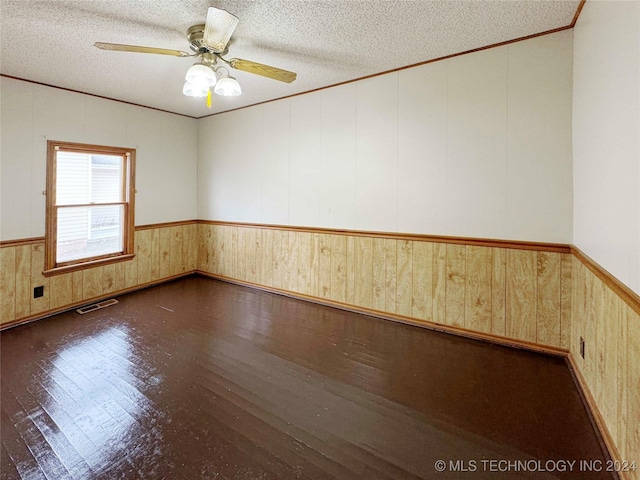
[214,75,242,97]
[203,7,239,53]
[185,63,217,87]
[182,81,209,98]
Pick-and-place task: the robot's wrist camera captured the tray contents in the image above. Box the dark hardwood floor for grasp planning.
[1,276,613,479]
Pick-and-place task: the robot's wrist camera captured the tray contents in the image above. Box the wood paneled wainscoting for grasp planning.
[196,222,573,352]
[570,251,640,479]
[0,222,198,328]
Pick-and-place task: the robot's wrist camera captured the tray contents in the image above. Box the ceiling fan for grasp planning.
[95,6,297,104]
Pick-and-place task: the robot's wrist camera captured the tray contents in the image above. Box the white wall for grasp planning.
[573,0,640,295]
[198,30,574,244]
[0,77,198,241]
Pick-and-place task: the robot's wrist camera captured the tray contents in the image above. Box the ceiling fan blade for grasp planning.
[94,42,191,57]
[203,7,239,53]
[228,58,297,83]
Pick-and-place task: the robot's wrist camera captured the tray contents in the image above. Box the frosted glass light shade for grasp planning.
[183,81,209,97]
[204,7,239,53]
[214,76,241,96]
[185,64,216,87]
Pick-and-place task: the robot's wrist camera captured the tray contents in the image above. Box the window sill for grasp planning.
[43,254,135,277]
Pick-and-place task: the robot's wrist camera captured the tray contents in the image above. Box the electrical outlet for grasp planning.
[34,286,44,298]
[580,337,585,359]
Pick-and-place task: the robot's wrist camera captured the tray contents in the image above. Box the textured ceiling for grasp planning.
[0,0,580,118]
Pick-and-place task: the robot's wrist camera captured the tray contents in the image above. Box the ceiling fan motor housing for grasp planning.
[187,25,207,52]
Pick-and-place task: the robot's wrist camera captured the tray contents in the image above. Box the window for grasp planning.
[45,141,135,275]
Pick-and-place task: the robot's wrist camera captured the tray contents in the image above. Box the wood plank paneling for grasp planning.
[1,247,16,323]
[102,264,116,294]
[236,227,247,281]
[150,227,161,280]
[30,244,49,314]
[309,233,320,297]
[506,249,536,342]
[124,246,138,289]
[318,234,332,299]
[136,229,152,284]
[72,271,83,303]
[593,278,606,409]
[49,274,72,310]
[602,291,619,442]
[412,241,432,321]
[158,227,171,279]
[259,228,273,287]
[616,303,628,461]
[346,236,356,305]
[83,266,103,300]
[466,246,492,334]
[330,235,347,303]
[445,244,465,327]
[491,248,507,336]
[536,252,561,347]
[560,253,572,349]
[396,240,412,316]
[114,262,125,291]
[187,224,198,272]
[626,307,639,468]
[297,232,311,295]
[271,229,283,289]
[432,243,447,324]
[285,231,298,292]
[372,238,386,311]
[170,226,183,276]
[2,225,194,326]
[245,227,257,283]
[354,237,372,309]
[384,239,397,314]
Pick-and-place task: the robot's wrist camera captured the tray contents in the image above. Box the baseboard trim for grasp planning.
[195,270,568,357]
[0,272,192,331]
[566,352,625,480]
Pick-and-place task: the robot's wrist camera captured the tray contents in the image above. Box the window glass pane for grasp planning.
[57,205,124,263]
[56,151,90,205]
[91,155,123,203]
[56,151,123,205]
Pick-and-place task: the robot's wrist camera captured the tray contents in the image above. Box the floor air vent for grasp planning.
[76,298,118,315]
